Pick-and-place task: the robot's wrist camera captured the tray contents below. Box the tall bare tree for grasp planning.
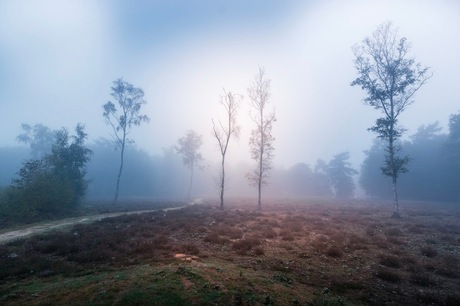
[212,90,242,209]
[102,78,150,204]
[351,22,431,217]
[247,68,276,210]
[176,130,203,203]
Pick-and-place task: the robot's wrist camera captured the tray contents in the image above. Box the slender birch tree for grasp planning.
[212,90,242,209]
[351,22,431,217]
[102,78,150,204]
[247,67,276,210]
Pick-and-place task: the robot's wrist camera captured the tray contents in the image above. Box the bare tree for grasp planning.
[247,67,276,210]
[351,22,431,217]
[212,90,242,209]
[102,78,150,204]
[176,130,204,203]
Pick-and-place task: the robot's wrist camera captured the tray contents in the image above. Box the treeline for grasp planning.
[361,113,460,202]
[0,126,360,215]
[1,112,459,221]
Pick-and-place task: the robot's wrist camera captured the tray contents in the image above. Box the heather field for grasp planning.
[1,199,459,305]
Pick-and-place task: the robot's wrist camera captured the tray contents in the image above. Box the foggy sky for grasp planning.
[1,0,459,171]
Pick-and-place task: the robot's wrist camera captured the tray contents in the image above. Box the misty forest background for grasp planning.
[1,110,459,209]
[1,19,460,221]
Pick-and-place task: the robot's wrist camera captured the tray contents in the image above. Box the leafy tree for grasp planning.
[176,130,204,202]
[17,123,56,158]
[328,152,358,198]
[312,159,332,196]
[2,124,92,218]
[445,113,460,162]
[247,67,276,210]
[45,125,92,202]
[444,112,460,201]
[351,22,432,217]
[212,90,242,209]
[102,78,150,203]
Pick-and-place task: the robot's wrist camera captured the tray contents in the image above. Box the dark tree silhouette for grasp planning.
[4,124,92,217]
[102,78,150,204]
[328,152,358,198]
[351,22,432,217]
[247,67,276,210]
[176,130,203,203]
[212,89,242,209]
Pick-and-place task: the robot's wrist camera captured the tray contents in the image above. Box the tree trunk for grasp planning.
[187,163,194,204]
[220,157,225,209]
[113,139,125,204]
[392,176,400,218]
[258,148,263,211]
[257,106,264,211]
[388,116,400,218]
[257,178,262,210]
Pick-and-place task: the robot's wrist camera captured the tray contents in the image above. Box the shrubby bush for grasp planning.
[0,124,92,219]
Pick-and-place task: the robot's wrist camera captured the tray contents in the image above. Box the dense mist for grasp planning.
[1,1,459,207]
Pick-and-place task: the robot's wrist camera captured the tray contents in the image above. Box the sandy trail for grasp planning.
[0,206,188,245]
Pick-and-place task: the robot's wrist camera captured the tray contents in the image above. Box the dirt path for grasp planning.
[0,206,187,245]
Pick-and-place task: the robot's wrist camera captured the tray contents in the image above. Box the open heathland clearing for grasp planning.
[1,198,459,305]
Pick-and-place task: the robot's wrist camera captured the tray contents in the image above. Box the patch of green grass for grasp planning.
[118,288,187,306]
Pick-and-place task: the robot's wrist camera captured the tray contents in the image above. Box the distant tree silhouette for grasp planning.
[351,22,432,217]
[360,139,389,198]
[444,112,460,201]
[247,67,276,210]
[402,122,447,201]
[17,123,56,159]
[312,159,332,196]
[102,78,150,204]
[176,130,203,202]
[284,163,314,197]
[328,152,358,198]
[212,89,242,209]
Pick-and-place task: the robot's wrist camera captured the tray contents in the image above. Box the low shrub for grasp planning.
[262,228,277,239]
[254,247,265,256]
[421,246,438,258]
[279,230,295,241]
[204,232,230,245]
[379,255,401,268]
[232,237,261,255]
[178,243,200,255]
[410,272,435,287]
[325,247,343,258]
[376,268,401,283]
[216,225,243,239]
[385,228,403,236]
